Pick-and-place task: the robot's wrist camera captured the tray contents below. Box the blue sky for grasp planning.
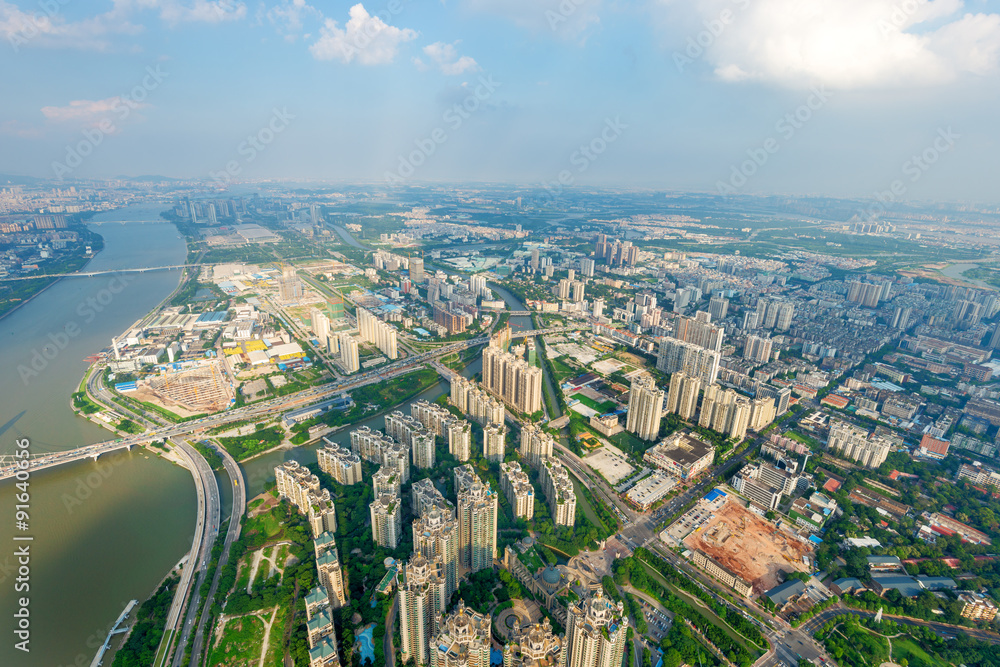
[2,0,1000,203]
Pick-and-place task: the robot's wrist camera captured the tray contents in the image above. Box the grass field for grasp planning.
[568,475,609,534]
[892,636,950,667]
[207,614,265,667]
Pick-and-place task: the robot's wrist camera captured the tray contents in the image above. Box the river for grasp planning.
[0,205,197,667]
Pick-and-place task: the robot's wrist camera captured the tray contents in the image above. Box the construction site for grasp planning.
[132,361,234,417]
[683,499,813,592]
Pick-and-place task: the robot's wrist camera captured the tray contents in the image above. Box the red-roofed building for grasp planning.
[821,394,850,409]
[823,478,842,493]
[918,434,950,460]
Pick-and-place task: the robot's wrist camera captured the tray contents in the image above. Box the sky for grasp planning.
[1,0,1000,203]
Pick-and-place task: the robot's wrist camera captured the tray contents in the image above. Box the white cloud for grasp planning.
[309,3,416,65]
[265,0,320,41]
[657,0,1000,88]
[0,0,142,51]
[422,41,479,75]
[41,97,149,129]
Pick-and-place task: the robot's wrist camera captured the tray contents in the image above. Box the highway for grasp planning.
[170,439,221,667]
[155,441,210,667]
[189,440,246,666]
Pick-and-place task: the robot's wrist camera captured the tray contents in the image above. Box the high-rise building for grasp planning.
[428,602,492,667]
[666,371,702,420]
[456,468,498,572]
[208,203,217,225]
[892,306,912,330]
[671,311,724,352]
[580,257,595,277]
[370,493,402,548]
[317,439,363,485]
[188,201,197,223]
[499,460,534,520]
[483,423,506,462]
[482,345,543,415]
[373,466,402,498]
[398,554,449,666]
[357,307,398,359]
[470,273,489,298]
[742,310,759,330]
[412,507,460,600]
[557,278,571,300]
[656,338,720,384]
[311,308,332,352]
[275,460,337,537]
[445,419,472,461]
[625,374,664,441]
[847,280,886,308]
[450,376,506,426]
[708,296,729,321]
[530,248,540,271]
[314,532,348,608]
[539,458,576,527]
[519,422,554,468]
[748,396,777,432]
[563,591,629,667]
[410,256,425,284]
[828,420,892,468]
[592,297,605,319]
[339,334,359,373]
[697,386,751,441]
[571,281,586,302]
[411,478,453,518]
[743,334,773,364]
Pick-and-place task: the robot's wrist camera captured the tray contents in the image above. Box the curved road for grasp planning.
[801,605,1000,644]
[188,440,246,666]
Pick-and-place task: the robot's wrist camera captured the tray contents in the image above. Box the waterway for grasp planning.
[940,262,992,289]
[0,205,197,667]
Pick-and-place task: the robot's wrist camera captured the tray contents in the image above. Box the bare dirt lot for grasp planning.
[684,500,812,592]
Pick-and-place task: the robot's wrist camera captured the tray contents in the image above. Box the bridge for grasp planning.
[0,439,139,479]
[0,264,206,282]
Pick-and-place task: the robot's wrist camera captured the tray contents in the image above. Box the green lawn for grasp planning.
[892,636,950,667]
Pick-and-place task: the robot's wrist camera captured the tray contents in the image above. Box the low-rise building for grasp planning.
[960,593,998,622]
[690,550,753,597]
[643,430,714,480]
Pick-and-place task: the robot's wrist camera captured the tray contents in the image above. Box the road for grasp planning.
[801,605,1000,645]
[188,440,246,666]
[170,439,221,667]
[384,594,398,667]
[156,441,211,667]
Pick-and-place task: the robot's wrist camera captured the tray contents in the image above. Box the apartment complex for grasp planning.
[274,460,338,538]
[483,423,507,462]
[500,460,535,520]
[482,344,543,415]
[398,554,449,665]
[828,420,892,468]
[317,439,363,486]
[450,375,506,426]
[502,618,563,667]
[625,374,665,441]
[671,311,724,352]
[666,371,702,420]
[386,411,436,470]
[411,478,454,518]
[539,458,577,527]
[698,384,752,442]
[370,493,403,549]
[428,602,492,667]
[455,466,499,573]
[520,422,555,468]
[413,506,460,600]
[314,532,348,608]
[656,337,721,384]
[357,307,399,359]
[563,591,630,667]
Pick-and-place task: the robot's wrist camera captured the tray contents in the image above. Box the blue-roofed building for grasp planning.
[704,489,727,503]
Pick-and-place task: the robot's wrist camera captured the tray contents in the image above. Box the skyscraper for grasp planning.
[456,469,498,572]
[671,311,725,352]
[625,374,664,441]
[357,307,398,359]
[409,256,424,284]
[743,334,773,364]
[370,493,402,548]
[398,554,449,665]
[499,460,534,520]
[338,334,359,373]
[563,591,629,667]
[482,345,543,415]
[519,422,554,468]
[708,295,729,321]
[314,532,348,608]
[656,337,720,384]
[412,507,460,600]
[483,423,506,462]
[666,371,702,420]
[539,458,576,526]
